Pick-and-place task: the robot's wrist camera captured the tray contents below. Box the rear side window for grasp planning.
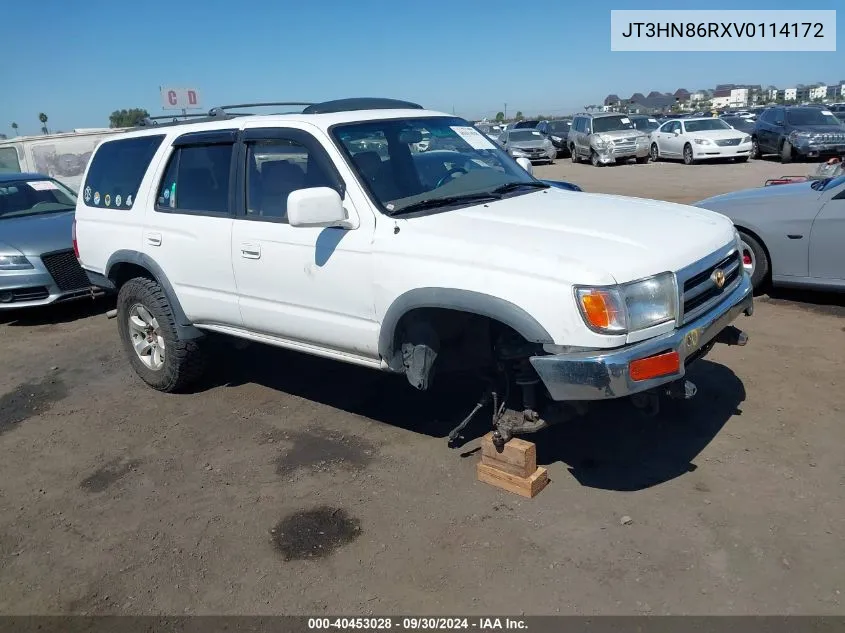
[0,146,21,173]
[82,135,164,209]
[155,144,233,215]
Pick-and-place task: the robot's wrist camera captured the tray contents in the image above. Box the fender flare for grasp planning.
[378,288,554,363]
[105,250,204,340]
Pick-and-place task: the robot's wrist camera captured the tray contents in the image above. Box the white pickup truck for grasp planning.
[74,98,753,447]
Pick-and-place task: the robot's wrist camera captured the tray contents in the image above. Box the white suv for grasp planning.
[74,98,753,446]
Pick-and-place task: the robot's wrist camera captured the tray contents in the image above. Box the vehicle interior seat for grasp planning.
[352,151,401,201]
[259,160,305,219]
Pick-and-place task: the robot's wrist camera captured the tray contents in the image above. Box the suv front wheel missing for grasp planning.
[117,277,207,392]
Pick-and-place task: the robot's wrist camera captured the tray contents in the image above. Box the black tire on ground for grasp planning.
[636,155,650,164]
[751,137,761,159]
[735,156,749,163]
[570,146,579,163]
[117,277,207,392]
[591,151,602,167]
[780,140,793,163]
[738,230,770,292]
[683,143,696,165]
[650,143,660,161]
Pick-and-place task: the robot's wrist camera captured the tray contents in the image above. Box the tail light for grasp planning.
[72,219,80,259]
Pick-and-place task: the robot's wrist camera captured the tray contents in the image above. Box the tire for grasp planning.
[636,155,650,164]
[590,150,602,167]
[570,145,579,163]
[751,137,761,159]
[683,143,696,165]
[735,156,749,163]
[116,277,207,392]
[737,230,770,292]
[650,143,660,162]
[780,140,793,164]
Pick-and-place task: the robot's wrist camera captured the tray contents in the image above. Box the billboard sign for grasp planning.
[160,87,202,111]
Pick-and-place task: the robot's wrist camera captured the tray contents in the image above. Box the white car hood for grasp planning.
[389,189,735,285]
[688,129,748,140]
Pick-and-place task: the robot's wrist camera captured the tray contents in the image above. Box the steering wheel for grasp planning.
[435,167,468,188]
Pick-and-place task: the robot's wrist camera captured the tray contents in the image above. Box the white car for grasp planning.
[650,117,753,165]
[74,98,753,446]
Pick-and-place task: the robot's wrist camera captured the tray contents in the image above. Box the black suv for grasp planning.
[536,119,572,156]
[753,106,845,163]
[512,120,540,129]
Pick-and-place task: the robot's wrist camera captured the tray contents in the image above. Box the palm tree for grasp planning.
[38,112,48,135]
[11,122,18,136]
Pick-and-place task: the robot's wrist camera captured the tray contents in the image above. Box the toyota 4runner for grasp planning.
[74,98,753,447]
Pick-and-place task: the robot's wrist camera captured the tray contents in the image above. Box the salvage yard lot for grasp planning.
[1,159,844,615]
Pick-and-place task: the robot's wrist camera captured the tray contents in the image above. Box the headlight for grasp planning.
[575,272,677,334]
[593,135,612,148]
[510,149,528,157]
[788,130,813,144]
[551,135,562,142]
[693,138,713,145]
[636,136,648,144]
[0,255,32,270]
[741,135,752,143]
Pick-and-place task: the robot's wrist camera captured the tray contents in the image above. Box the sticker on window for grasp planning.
[620,117,631,124]
[27,180,58,191]
[450,126,496,150]
[821,110,833,116]
[648,118,658,123]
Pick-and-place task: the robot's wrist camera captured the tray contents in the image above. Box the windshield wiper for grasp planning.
[491,181,550,194]
[388,192,503,216]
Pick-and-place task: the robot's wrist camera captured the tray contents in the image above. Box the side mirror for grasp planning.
[674,129,681,135]
[515,157,533,175]
[287,187,354,229]
[775,120,784,126]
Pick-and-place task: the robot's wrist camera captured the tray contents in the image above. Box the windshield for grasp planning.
[592,116,634,133]
[632,117,659,131]
[684,119,731,133]
[509,130,545,142]
[332,116,536,214]
[722,117,753,131]
[786,109,842,126]
[0,178,77,219]
[513,120,540,129]
[548,121,571,134]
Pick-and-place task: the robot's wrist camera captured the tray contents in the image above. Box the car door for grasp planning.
[808,184,845,281]
[142,130,242,326]
[653,122,672,155]
[759,108,783,153]
[659,121,681,157]
[229,125,380,359]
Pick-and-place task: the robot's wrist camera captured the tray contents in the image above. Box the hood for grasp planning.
[508,139,549,149]
[599,129,647,140]
[387,189,735,286]
[789,124,845,134]
[0,210,75,256]
[695,181,820,208]
[687,129,748,140]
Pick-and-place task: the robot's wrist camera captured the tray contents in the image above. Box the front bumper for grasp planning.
[793,142,845,158]
[0,257,98,310]
[693,142,752,159]
[510,149,556,162]
[594,144,650,163]
[530,272,753,401]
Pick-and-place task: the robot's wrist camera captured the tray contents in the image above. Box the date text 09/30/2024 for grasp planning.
[308,617,528,630]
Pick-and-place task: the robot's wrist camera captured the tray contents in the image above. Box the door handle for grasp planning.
[240,243,261,259]
[145,232,162,247]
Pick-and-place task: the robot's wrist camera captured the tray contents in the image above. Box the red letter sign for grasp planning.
[187,90,197,105]
[167,90,177,106]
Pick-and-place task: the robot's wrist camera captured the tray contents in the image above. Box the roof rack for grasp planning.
[133,98,425,128]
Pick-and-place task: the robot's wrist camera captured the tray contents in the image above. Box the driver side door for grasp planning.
[663,121,684,157]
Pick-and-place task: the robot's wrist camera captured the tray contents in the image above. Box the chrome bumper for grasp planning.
[530,272,753,401]
[596,145,650,162]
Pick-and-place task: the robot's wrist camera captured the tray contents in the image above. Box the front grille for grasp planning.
[716,138,741,146]
[521,148,545,155]
[40,249,91,292]
[681,250,742,324]
[811,133,845,143]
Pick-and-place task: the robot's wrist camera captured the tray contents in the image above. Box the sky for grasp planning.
[2,0,842,135]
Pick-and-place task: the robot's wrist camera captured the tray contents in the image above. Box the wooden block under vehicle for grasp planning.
[476,462,549,498]
[479,432,536,478]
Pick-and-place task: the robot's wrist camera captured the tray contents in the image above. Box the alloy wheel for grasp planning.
[127,304,166,370]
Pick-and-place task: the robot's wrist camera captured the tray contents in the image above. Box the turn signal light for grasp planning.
[629,351,680,382]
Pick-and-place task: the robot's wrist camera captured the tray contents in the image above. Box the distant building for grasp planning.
[809,84,828,100]
[784,87,798,102]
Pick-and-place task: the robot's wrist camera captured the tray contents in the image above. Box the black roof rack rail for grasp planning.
[303,98,423,114]
[207,102,315,117]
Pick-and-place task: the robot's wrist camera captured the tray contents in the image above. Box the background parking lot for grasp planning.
[1,159,844,615]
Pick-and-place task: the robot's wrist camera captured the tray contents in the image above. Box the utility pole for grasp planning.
[504,103,508,119]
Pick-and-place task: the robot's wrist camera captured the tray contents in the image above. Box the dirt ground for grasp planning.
[1,157,844,616]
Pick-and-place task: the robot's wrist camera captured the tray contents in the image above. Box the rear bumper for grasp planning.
[530,272,753,401]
